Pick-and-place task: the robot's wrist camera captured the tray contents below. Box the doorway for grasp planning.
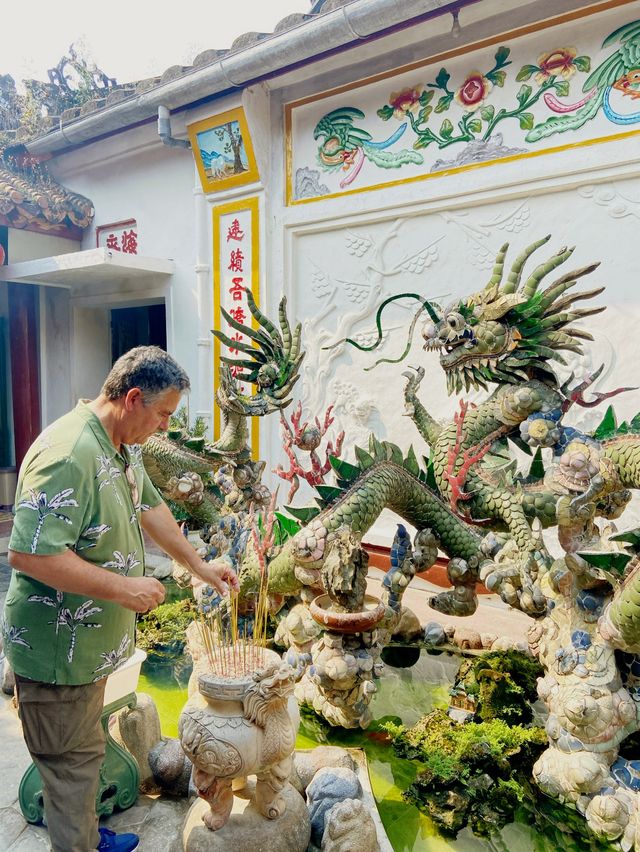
[110,303,167,363]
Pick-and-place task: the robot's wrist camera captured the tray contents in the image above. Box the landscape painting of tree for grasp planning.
[188,107,259,193]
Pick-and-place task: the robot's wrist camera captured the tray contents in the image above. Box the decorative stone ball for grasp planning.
[571,630,592,650]
[576,589,607,621]
[423,622,446,646]
[585,794,629,840]
[297,426,322,451]
[306,767,362,847]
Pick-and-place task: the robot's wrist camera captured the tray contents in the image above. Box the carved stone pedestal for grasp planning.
[183,782,310,852]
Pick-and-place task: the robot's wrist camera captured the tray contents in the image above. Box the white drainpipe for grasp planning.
[193,175,213,435]
[157,105,191,149]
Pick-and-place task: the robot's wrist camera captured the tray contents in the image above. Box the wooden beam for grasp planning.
[8,282,41,468]
[0,214,83,242]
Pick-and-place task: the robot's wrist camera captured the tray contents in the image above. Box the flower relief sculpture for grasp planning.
[309,20,640,191]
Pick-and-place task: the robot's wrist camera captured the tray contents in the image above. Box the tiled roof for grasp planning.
[0,152,94,233]
[10,0,354,143]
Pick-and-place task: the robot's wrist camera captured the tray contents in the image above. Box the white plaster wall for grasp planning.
[40,287,72,423]
[9,230,78,263]
[71,304,110,400]
[260,3,640,542]
[51,118,200,412]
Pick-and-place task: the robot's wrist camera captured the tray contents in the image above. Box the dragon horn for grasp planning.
[551,284,605,314]
[521,246,575,300]
[503,234,551,294]
[538,280,578,314]
[562,327,594,340]
[549,262,600,288]
[220,306,273,354]
[279,296,293,359]
[485,243,509,289]
[212,329,268,360]
[245,288,283,345]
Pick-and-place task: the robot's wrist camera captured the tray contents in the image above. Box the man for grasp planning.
[2,346,239,852]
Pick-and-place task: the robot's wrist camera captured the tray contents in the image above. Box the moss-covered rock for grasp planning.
[136,599,195,658]
[455,649,543,724]
[385,709,547,836]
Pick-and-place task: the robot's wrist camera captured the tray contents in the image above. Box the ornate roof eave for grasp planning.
[0,150,94,239]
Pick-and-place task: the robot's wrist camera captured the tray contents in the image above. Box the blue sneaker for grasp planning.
[97,827,139,851]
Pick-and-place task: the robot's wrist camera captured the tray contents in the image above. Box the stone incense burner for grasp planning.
[178,646,300,832]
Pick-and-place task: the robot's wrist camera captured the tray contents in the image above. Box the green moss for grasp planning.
[136,599,195,656]
[387,710,546,780]
[456,649,544,724]
[385,709,547,836]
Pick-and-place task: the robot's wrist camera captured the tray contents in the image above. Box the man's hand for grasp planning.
[116,576,166,613]
[141,503,241,596]
[191,559,240,596]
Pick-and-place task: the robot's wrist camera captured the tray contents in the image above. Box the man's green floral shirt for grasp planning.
[2,401,163,685]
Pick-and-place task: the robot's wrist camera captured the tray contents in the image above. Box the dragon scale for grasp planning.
[295,461,482,564]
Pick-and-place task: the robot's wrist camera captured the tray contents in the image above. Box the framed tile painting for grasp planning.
[188,107,260,193]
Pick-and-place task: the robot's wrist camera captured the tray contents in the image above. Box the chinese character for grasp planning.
[229,278,244,301]
[106,233,121,251]
[229,306,246,323]
[121,229,138,254]
[226,219,245,242]
[228,249,244,273]
[230,364,244,378]
[228,332,244,355]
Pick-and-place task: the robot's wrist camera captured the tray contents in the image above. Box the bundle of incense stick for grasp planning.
[195,493,277,677]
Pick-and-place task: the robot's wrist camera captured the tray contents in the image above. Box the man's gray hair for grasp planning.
[102,346,190,402]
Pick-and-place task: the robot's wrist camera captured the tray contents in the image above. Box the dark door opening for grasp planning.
[110,303,167,364]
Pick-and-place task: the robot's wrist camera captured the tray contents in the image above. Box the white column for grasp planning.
[193,171,213,436]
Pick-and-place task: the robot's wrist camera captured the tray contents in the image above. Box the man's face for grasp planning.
[125,387,182,445]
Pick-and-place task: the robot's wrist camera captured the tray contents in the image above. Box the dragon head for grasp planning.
[421,235,604,394]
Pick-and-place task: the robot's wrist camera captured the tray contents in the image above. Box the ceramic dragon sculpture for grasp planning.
[142,240,640,624]
[141,240,640,845]
[141,288,303,528]
[286,235,640,620]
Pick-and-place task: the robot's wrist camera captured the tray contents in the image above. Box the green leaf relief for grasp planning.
[413,135,432,150]
[492,69,507,87]
[518,112,534,130]
[417,105,432,124]
[440,118,453,139]
[377,104,394,121]
[494,46,511,67]
[434,67,451,90]
[467,119,482,134]
[554,80,570,97]
[516,64,539,82]
[517,84,532,104]
[419,89,434,106]
[480,104,495,122]
[434,95,452,114]
[573,55,591,72]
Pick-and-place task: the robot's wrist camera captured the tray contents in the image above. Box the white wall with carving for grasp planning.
[276,173,640,541]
